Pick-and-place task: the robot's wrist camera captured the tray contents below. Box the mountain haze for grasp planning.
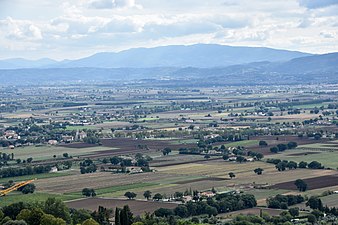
[57,44,312,68]
[0,44,312,69]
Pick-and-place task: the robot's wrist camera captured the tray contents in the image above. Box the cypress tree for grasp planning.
[115,207,121,225]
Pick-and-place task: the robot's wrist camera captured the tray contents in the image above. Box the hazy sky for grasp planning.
[0,0,338,60]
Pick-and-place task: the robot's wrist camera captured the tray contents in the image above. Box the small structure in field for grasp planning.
[48,140,58,145]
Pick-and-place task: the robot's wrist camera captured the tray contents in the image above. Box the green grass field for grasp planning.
[0,192,79,207]
[0,170,76,184]
[4,145,115,160]
[266,150,338,168]
[245,189,290,206]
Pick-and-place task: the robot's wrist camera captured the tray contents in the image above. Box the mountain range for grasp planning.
[0,44,337,85]
[0,44,312,69]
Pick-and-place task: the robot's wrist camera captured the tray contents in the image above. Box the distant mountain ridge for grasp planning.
[0,58,57,69]
[1,44,337,86]
[0,44,312,69]
[0,52,337,86]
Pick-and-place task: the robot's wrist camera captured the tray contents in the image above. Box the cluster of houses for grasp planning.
[1,130,20,140]
[158,190,238,203]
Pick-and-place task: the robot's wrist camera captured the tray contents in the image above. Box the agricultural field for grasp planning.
[66,198,179,215]
[1,84,338,220]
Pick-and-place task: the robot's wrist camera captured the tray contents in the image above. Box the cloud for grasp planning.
[88,0,113,9]
[299,0,338,9]
[88,0,140,9]
[0,17,43,41]
[320,31,336,38]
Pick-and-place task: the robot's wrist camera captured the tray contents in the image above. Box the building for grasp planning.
[62,135,74,143]
[48,140,58,145]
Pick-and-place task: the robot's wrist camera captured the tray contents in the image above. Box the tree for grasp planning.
[254,168,264,175]
[26,158,33,163]
[71,209,91,225]
[153,193,163,201]
[270,146,279,153]
[287,161,298,170]
[154,208,174,217]
[44,198,71,224]
[143,190,152,200]
[277,144,287,152]
[110,156,122,165]
[307,214,316,224]
[205,206,217,217]
[91,206,112,225]
[308,161,323,169]
[115,208,121,225]
[298,161,308,168]
[236,156,246,163]
[16,208,44,225]
[174,192,184,199]
[62,153,69,158]
[228,172,235,179]
[2,221,27,225]
[287,142,297,149]
[162,147,171,156]
[21,184,35,194]
[294,179,307,192]
[82,188,96,197]
[174,205,188,218]
[124,192,137,200]
[120,205,133,225]
[276,161,287,171]
[255,153,264,160]
[82,218,100,225]
[288,207,299,217]
[40,214,66,225]
[306,196,324,211]
[222,154,229,160]
[259,140,268,146]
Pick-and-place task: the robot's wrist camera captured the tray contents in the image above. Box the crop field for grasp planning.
[4,145,115,160]
[266,149,338,169]
[99,138,196,151]
[219,207,284,218]
[66,198,179,215]
[2,83,338,222]
[272,174,338,190]
[0,170,76,183]
[156,160,276,177]
[321,194,338,207]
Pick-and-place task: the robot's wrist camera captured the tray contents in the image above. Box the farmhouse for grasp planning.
[62,135,74,143]
[126,167,143,174]
[4,130,20,140]
[200,191,216,198]
[50,167,58,173]
[48,140,58,145]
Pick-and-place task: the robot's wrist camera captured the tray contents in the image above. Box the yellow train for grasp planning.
[0,179,36,197]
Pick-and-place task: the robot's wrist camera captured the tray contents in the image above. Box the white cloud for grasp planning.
[88,0,141,9]
[0,17,43,41]
[299,0,338,9]
[0,0,338,60]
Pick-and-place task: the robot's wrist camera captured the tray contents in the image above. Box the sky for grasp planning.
[0,0,338,60]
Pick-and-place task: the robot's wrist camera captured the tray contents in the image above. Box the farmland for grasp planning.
[1,83,338,220]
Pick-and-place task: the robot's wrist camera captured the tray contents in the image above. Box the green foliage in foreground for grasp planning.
[2,196,338,225]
